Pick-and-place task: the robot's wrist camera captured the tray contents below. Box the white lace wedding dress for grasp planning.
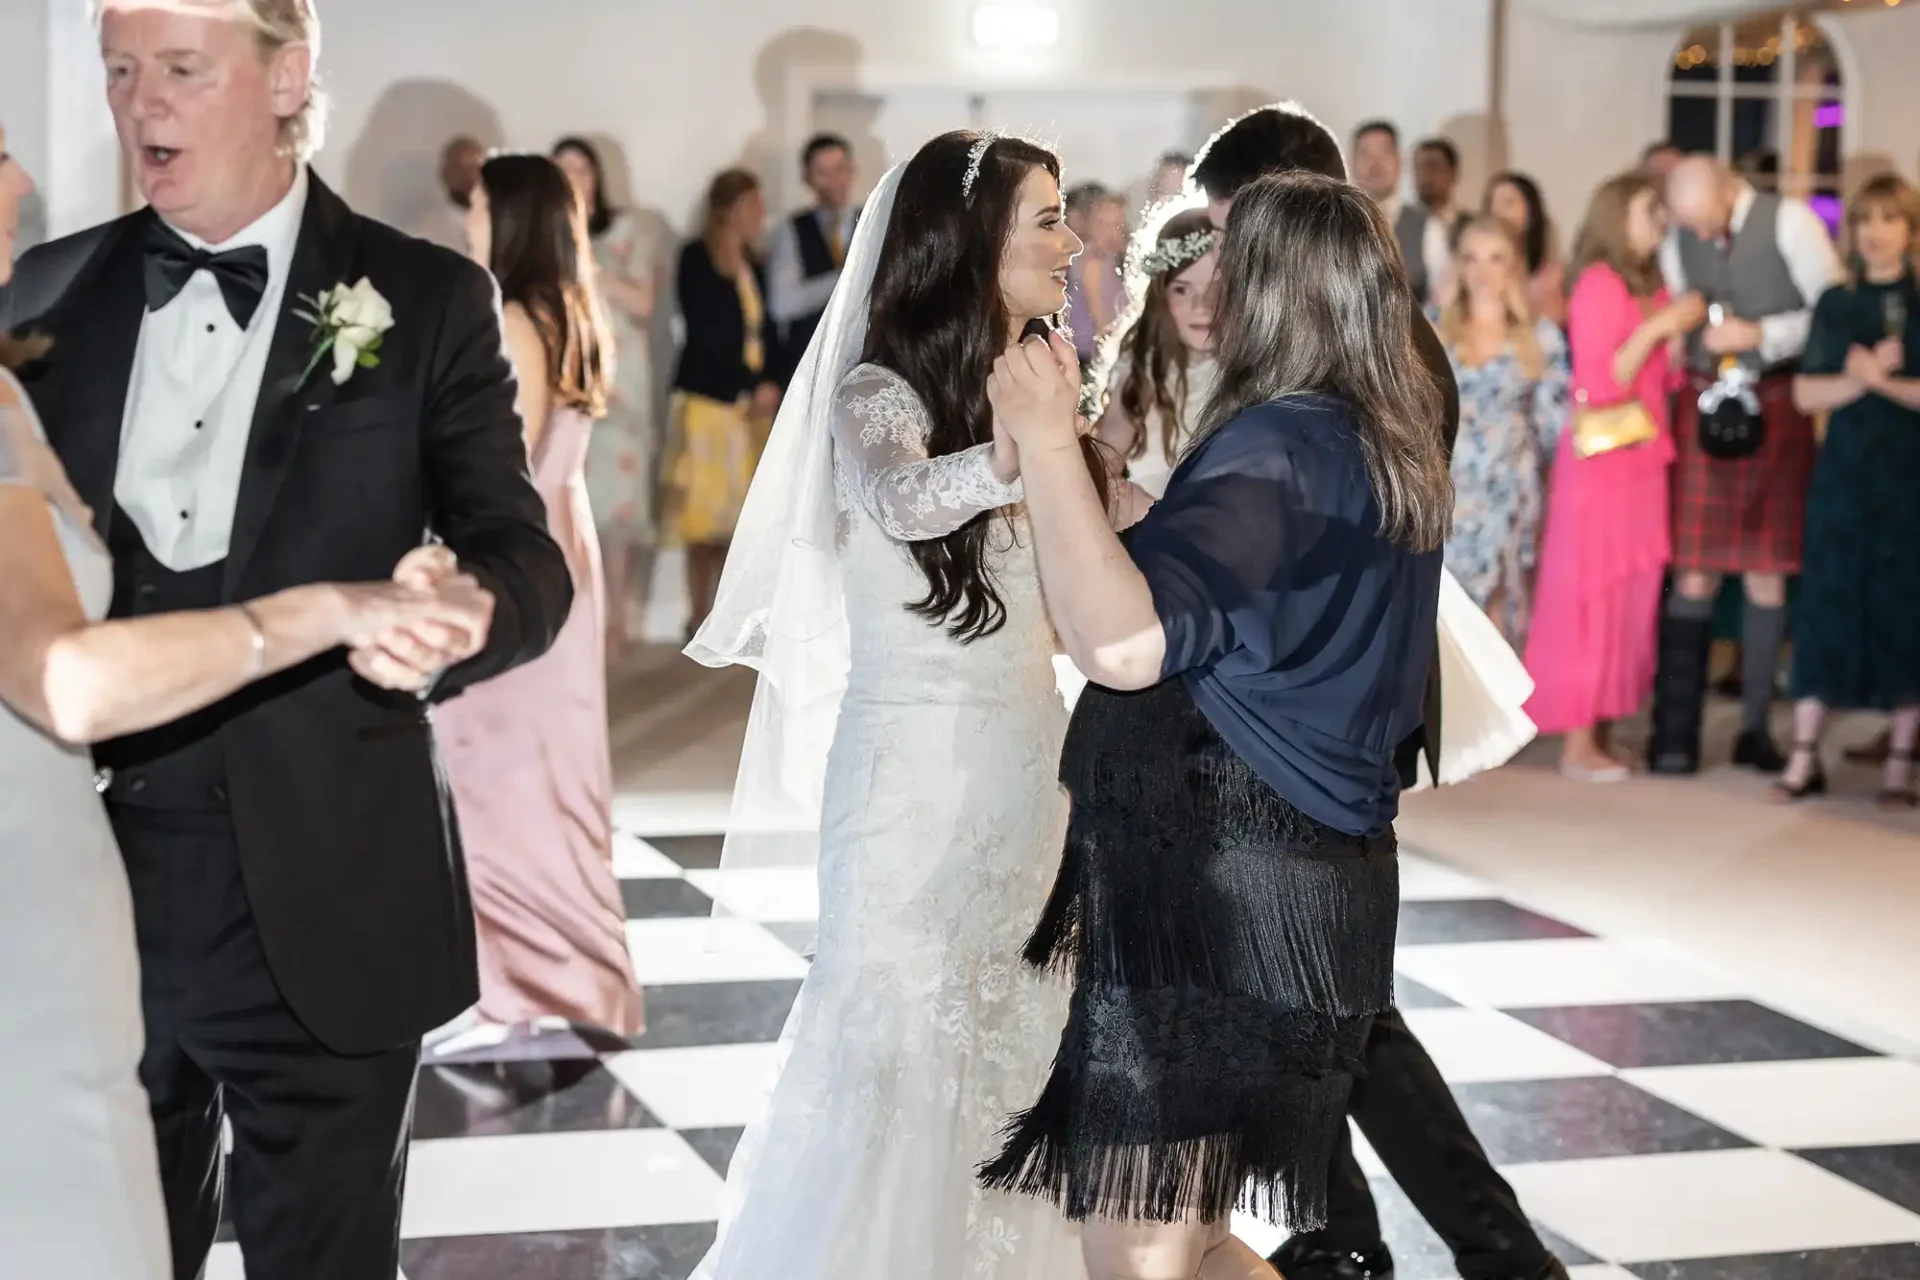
[693,363,1085,1280]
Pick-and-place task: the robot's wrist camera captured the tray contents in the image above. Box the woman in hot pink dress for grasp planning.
[433,152,644,1050]
[1525,170,1705,781]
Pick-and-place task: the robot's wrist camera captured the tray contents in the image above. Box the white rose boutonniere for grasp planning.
[294,277,396,388]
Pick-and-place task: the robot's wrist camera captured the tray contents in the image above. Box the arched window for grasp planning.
[1668,12,1848,233]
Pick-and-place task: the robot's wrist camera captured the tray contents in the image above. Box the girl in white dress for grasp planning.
[686,130,1127,1280]
[1094,206,1221,498]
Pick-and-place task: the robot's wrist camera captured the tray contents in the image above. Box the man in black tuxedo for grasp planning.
[1191,105,1567,1280]
[0,2,571,1276]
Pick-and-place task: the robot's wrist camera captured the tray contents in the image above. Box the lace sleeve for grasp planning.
[831,365,1024,542]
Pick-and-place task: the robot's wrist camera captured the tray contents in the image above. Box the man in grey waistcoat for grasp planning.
[1352,119,1449,308]
[1646,156,1844,775]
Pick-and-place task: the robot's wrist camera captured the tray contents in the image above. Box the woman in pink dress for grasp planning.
[1524,170,1706,781]
[432,152,644,1052]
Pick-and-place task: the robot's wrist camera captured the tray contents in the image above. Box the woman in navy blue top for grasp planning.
[980,173,1451,1279]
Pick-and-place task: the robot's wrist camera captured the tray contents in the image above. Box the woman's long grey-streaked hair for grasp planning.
[1199,171,1453,552]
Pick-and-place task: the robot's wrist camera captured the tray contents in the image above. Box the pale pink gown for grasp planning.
[435,405,644,1035]
[1523,264,1676,734]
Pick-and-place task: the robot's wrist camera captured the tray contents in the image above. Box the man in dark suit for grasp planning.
[766,132,859,388]
[0,2,571,1276]
[1191,104,1568,1280]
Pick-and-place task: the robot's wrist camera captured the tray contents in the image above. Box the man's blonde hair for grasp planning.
[94,0,328,160]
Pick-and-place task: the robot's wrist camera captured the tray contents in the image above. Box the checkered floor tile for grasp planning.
[209,817,1920,1279]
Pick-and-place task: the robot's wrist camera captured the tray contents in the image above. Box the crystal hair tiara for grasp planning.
[961,131,1001,201]
[1138,228,1219,278]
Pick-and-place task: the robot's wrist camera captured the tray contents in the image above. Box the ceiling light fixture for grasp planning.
[972,4,1061,50]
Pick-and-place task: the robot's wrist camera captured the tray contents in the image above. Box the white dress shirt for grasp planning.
[1380,194,1452,306]
[1658,182,1844,368]
[116,166,310,571]
[767,205,857,327]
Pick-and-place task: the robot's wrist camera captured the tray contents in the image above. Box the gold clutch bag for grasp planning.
[1571,390,1658,459]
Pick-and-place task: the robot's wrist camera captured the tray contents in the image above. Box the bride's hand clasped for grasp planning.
[988,331,1081,454]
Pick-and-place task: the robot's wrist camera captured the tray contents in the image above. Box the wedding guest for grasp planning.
[433,153,643,1052]
[0,360,487,1280]
[1642,140,1684,182]
[1189,103,1568,1280]
[1648,156,1844,775]
[554,136,662,658]
[1778,174,1920,805]
[669,168,779,639]
[1094,206,1219,497]
[1064,180,1109,239]
[419,133,483,252]
[1353,119,1449,304]
[1150,150,1193,202]
[1415,136,1465,235]
[0,4,573,1273]
[984,170,1448,1280]
[0,115,493,1280]
[767,132,859,386]
[1525,171,1703,782]
[1126,150,1194,214]
[1432,214,1571,643]
[1066,186,1129,359]
[1486,171,1568,327]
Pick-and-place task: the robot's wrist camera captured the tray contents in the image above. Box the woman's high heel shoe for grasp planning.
[1770,743,1827,802]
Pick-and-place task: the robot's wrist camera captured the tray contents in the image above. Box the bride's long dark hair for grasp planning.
[863,130,1110,642]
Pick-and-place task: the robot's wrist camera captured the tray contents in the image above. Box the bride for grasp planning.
[686,129,1122,1279]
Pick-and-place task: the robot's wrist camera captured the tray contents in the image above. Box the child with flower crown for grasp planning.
[1093,206,1222,497]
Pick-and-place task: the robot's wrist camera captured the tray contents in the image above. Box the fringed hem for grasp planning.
[1021,821,1081,975]
[980,1058,1357,1230]
[992,678,1405,1230]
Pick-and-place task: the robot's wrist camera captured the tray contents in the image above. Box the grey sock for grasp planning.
[1668,594,1715,621]
[1742,604,1787,733]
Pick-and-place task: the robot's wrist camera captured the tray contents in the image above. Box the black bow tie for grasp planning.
[143,218,270,329]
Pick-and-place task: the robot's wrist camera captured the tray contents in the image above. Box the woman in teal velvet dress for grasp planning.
[1779,175,1920,807]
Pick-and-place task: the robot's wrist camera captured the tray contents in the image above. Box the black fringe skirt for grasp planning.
[979,677,1398,1230]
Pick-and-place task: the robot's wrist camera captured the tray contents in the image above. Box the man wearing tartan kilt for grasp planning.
[1645,157,1846,775]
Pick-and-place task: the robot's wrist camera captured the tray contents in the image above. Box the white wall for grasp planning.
[1504,3,1920,254]
[8,1,1918,247]
[1502,4,1674,239]
[0,0,1497,244]
[298,0,1490,236]
[1,0,120,240]
[0,0,48,190]
[1834,4,1920,185]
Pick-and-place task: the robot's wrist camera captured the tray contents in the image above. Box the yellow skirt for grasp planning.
[665,392,765,546]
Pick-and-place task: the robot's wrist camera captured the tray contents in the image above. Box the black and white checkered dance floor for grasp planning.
[204,810,1920,1280]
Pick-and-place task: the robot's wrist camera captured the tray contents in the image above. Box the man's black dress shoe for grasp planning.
[1266,1243,1393,1280]
[1265,1242,1573,1280]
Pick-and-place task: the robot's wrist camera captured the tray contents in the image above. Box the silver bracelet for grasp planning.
[234,602,268,677]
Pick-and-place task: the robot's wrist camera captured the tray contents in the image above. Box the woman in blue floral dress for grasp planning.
[1431,215,1571,643]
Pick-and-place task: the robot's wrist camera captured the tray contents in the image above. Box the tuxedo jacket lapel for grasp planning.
[224,176,359,597]
[50,213,152,541]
